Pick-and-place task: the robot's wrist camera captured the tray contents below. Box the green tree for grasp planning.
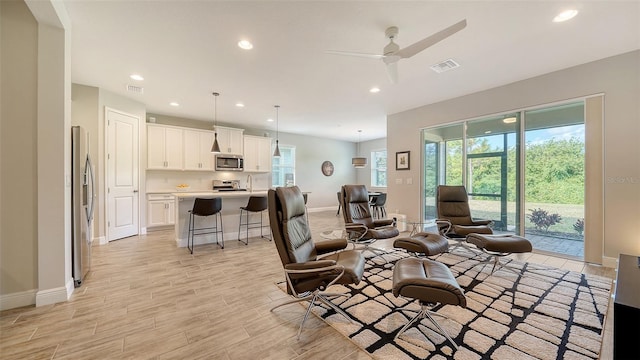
[525,138,584,204]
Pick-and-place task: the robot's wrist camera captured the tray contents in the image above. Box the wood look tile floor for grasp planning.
[0,210,615,359]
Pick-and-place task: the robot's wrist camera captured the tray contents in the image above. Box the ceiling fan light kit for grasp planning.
[326,19,467,83]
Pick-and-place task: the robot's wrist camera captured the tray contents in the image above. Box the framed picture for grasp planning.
[396,151,410,170]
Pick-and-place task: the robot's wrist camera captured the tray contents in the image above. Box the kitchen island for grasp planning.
[172,191,269,248]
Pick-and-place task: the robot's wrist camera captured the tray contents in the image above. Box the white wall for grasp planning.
[387,50,640,263]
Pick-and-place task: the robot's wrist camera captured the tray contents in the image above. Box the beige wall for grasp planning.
[1,0,71,309]
[0,0,39,296]
[387,50,640,263]
[277,132,356,209]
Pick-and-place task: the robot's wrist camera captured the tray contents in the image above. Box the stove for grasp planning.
[212,179,246,192]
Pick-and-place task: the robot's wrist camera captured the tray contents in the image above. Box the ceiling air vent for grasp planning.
[430,59,460,74]
[126,84,144,94]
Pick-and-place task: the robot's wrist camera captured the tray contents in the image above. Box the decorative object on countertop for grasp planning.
[321,160,334,176]
[176,184,191,192]
[273,105,281,157]
[211,92,221,153]
[396,150,410,170]
[352,130,367,168]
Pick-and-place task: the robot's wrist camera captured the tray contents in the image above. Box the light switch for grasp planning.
[406,178,413,185]
[395,178,403,184]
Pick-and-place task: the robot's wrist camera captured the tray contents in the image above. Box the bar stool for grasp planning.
[238,196,270,245]
[370,193,388,219]
[188,197,224,254]
[303,193,309,222]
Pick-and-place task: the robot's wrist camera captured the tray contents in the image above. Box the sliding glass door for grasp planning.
[422,101,585,258]
[523,103,585,257]
[466,114,519,231]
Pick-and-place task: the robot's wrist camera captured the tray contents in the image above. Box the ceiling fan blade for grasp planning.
[324,50,385,60]
[394,19,467,59]
[386,62,398,83]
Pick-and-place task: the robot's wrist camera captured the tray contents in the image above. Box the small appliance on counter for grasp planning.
[212,180,246,192]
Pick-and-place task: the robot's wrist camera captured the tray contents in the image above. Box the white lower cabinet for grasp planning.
[147,194,175,227]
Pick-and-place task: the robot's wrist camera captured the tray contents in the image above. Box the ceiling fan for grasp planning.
[325,19,467,83]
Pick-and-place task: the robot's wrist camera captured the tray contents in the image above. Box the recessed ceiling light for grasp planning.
[503,117,517,124]
[484,130,492,134]
[235,102,245,108]
[267,118,274,122]
[238,40,253,50]
[169,102,179,107]
[130,74,144,81]
[369,87,381,93]
[553,9,578,22]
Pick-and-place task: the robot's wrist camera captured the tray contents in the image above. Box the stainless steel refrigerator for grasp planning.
[72,126,95,287]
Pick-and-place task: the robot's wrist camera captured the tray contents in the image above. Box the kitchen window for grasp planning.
[272,145,296,187]
[371,149,387,187]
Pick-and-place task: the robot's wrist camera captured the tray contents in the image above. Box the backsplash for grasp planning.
[146,170,270,192]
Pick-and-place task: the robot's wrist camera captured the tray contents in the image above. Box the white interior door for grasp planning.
[107,108,139,241]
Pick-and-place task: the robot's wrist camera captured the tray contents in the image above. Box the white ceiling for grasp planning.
[64,1,640,142]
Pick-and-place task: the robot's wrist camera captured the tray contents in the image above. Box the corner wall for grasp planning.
[0,0,39,307]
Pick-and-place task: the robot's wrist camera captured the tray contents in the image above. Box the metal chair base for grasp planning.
[449,237,480,255]
[271,290,351,339]
[395,302,459,350]
[470,249,523,276]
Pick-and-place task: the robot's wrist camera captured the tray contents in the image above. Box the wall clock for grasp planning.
[321,161,334,176]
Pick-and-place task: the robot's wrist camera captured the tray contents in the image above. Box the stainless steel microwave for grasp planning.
[215,155,244,171]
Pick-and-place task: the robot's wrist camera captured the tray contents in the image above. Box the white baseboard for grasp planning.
[176,228,270,248]
[96,235,107,245]
[602,256,617,269]
[0,289,37,311]
[141,227,147,235]
[66,278,75,298]
[308,206,338,213]
[36,286,70,307]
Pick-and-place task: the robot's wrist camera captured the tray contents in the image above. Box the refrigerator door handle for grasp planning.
[85,155,96,223]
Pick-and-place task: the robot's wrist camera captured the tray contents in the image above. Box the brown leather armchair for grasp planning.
[341,185,399,257]
[436,185,493,252]
[268,186,365,339]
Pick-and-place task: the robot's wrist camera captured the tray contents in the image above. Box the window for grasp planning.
[272,145,295,187]
[371,150,387,187]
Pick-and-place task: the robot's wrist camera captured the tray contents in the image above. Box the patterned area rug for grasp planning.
[303,251,612,360]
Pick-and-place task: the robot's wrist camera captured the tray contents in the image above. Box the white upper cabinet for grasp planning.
[183,129,215,170]
[147,124,183,170]
[215,126,244,155]
[243,135,272,172]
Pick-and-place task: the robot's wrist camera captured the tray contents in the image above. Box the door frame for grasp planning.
[104,106,141,242]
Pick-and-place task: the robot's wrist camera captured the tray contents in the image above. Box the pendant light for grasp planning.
[273,105,281,157]
[352,130,367,168]
[211,92,221,153]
